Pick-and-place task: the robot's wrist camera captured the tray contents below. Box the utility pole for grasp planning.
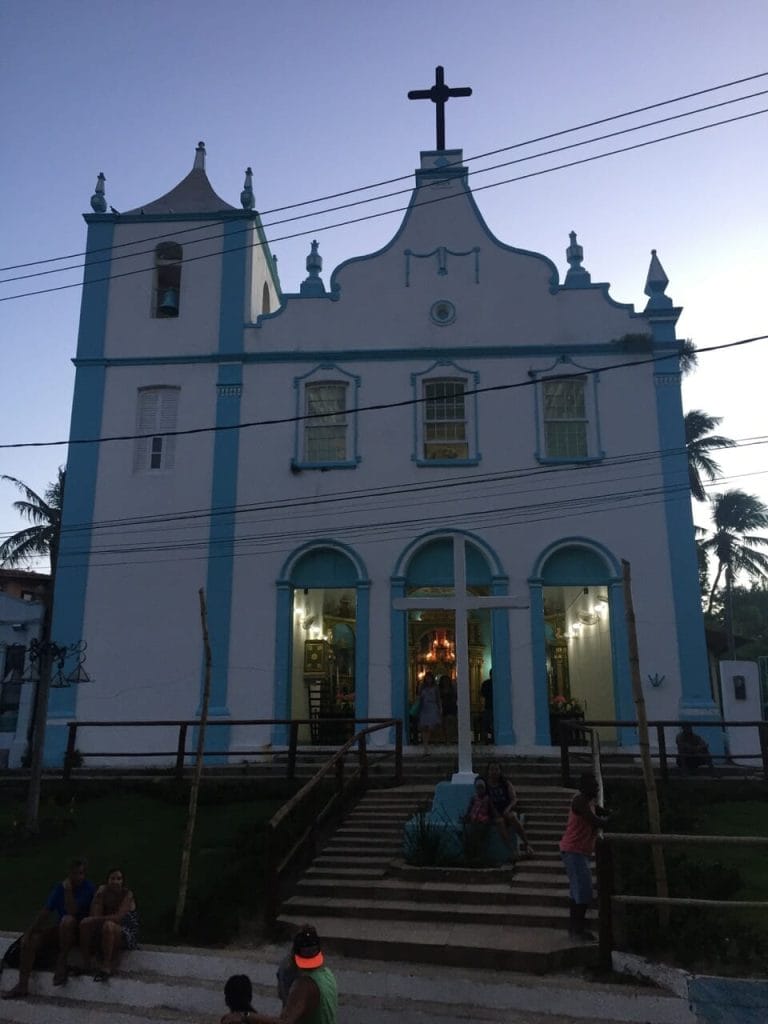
[622,559,669,927]
[25,639,88,833]
[174,588,212,934]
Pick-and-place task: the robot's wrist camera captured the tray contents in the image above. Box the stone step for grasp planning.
[304,865,387,880]
[282,893,574,929]
[294,877,571,908]
[276,913,596,974]
[313,854,394,869]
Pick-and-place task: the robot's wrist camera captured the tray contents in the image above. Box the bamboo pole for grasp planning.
[174,588,212,934]
[621,559,670,928]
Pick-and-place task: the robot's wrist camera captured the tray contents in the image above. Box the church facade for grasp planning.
[44,136,715,765]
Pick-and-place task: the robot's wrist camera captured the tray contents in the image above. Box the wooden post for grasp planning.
[759,722,768,783]
[288,722,299,780]
[175,723,188,780]
[657,724,668,784]
[596,837,615,971]
[174,589,212,934]
[358,731,368,784]
[63,722,78,782]
[622,560,669,928]
[394,720,403,785]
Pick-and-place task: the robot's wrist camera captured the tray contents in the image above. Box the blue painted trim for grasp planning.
[528,584,551,745]
[191,721,232,764]
[272,583,293,747]
[530,536,622,581]
[390,577,408,746]
[76,341,655,368]
[291,460,359,471]
[45,220,114,766]
[652,351,714,710]
[393,528,506,580]
[292,364,361,467]
[197,224,249,755]
[414,457,481,467]
[278,538,369,585]
[535,455,605,466]
[354,583,370,720]
[491,578,515,745]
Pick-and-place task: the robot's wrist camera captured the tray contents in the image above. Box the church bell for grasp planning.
[159,287,179,316]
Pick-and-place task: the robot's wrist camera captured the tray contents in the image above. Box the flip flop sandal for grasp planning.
[93,970,111,982]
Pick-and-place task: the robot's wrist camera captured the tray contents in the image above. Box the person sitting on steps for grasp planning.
[2,857,96,999]
[77,866,139,981]
[485,761,534,858]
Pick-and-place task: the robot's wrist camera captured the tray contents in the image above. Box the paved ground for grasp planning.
[0,934,696,1024]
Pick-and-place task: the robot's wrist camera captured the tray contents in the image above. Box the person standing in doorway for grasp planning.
[417,671,442,756]
[559,772,609,941]
[438,674,457,743]
[480,668,494,744]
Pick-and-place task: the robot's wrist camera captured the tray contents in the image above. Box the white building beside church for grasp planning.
[44,133,717,765]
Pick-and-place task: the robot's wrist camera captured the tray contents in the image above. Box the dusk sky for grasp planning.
[2,0,767,567]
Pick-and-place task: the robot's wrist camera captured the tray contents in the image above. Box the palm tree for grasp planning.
[0,468,65,570]
[702,490,768,657]
[679,338,698,376]
[684,411,734,502]
[1,469,65,833]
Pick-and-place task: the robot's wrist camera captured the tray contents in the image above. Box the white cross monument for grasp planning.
[394,533,528,784]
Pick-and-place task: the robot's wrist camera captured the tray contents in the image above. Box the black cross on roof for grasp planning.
[408,66,472,151]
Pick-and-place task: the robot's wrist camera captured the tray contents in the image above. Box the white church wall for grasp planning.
[102,223,224,360]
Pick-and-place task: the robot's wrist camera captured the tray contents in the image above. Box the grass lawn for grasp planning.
[0,784,286,944]
[611,781,768,973]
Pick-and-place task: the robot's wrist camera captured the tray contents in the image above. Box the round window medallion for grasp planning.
[430,300,456,325]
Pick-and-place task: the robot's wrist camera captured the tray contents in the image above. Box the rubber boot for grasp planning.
[573,903,596,942]
[567,900,578,938]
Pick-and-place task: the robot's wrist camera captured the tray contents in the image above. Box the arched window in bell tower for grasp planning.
[262,281,271,314]
[153,242,182,318]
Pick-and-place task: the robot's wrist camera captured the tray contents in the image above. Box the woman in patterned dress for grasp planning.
[78,867,139,980]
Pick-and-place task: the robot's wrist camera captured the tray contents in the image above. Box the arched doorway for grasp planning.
[275,543,369,745]
[531,540,631,746]
[391,531,513,749]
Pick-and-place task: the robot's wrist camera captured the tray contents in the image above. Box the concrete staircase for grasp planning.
[277,758,600,973]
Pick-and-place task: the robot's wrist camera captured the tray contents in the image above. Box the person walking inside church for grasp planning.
[438,674,457,743]
[480,668,494,743]
[417,671,442,756]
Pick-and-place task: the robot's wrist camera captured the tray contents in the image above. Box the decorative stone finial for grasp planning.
[644,249,673,310]
[240,167,254,210]
[194,141,206,171]
[300,240,326,297]
[564,230,591,287]
[90,172,107,213]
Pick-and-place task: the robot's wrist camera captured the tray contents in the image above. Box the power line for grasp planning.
[4,84,768,287]
[1,333,766,452]
[4,430,767,547]
[3,104,768,305]
[3,69,765,276]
